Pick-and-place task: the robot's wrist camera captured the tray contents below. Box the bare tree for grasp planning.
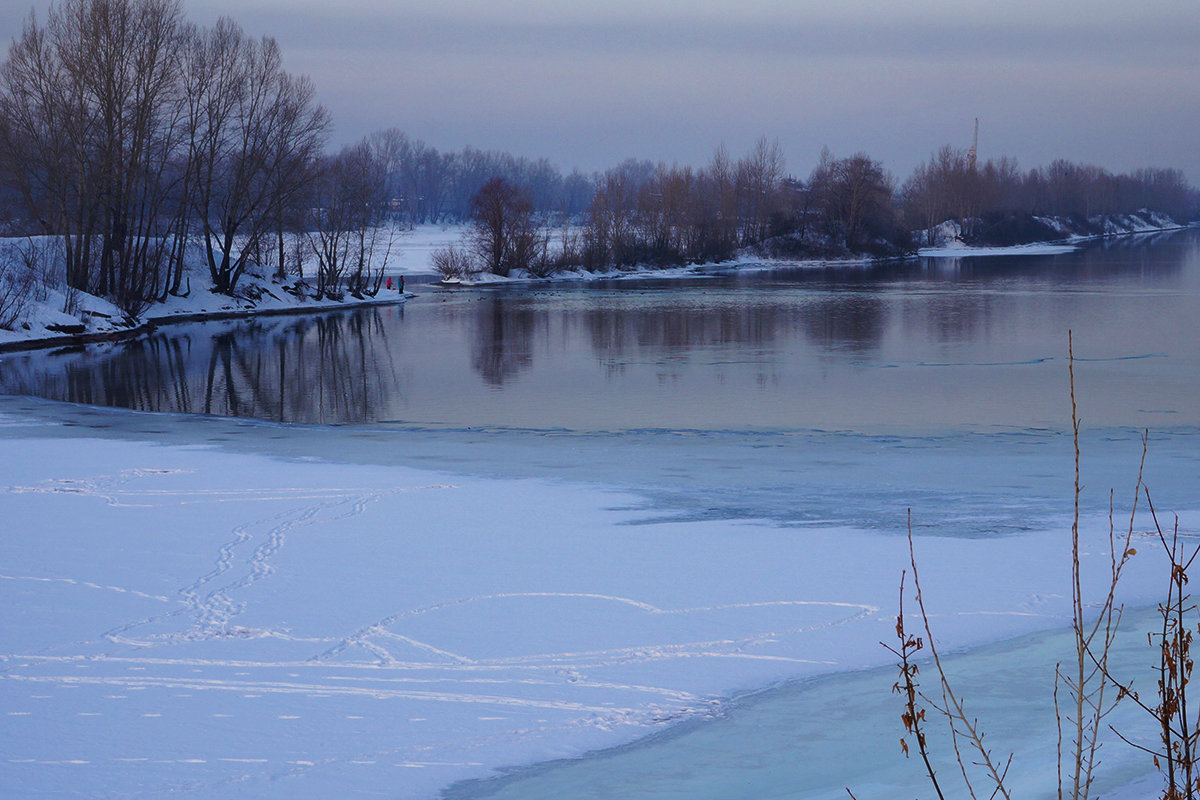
[637,163,696,265]
[86,0,188,310]
[736,136,786,245]
[812,149,896,253]
[306,140,393,299]
[0,240,52,329]
[468,177,539,277]
[0,6,98,293]
[184,17,328,296]
[583,166,642,270]
[0,0,188,312]
[704,145,739,257]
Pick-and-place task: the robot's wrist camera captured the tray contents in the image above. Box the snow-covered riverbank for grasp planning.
[0,225,480,352]
[0,267,409,353]
[916,211,1189,256]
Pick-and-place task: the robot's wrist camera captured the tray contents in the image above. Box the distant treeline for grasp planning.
[902,147,1195,247]
[433,142,1198,279]
[1,0,1197,310]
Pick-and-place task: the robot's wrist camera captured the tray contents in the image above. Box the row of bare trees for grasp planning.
[902,146,1196,246]
[305,141,395,299]
[366,128,594,225]
[433,140,910,279]
[571,141,906,272]
[443,132,1200,278]
[416,134,1197,264]
[0,0,330,312]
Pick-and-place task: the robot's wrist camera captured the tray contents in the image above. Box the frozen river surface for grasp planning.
[0,231,1198,799]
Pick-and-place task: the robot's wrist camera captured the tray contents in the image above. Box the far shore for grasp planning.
[433,222,1191,288]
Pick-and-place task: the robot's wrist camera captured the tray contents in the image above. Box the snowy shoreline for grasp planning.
[0,223,460,353]
[0,259,412,354]
[917,223,1190,257]
[432,221,1191,287]
[0,292,409,354]
[2,221,1190,353]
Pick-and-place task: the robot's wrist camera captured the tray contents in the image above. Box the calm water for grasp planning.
[2,230,1198,435]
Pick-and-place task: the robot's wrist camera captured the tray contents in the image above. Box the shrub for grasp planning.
[0,238,55,330]
[431,245,476,280]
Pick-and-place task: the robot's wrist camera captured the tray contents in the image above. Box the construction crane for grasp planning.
[967,117,979,171]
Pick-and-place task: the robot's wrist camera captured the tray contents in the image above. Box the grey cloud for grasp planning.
[253,9,1197,68]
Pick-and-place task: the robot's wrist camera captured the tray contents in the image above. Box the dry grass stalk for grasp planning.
[904,513,1014,800]
[1057,330,1139,800]
[1148,503,1200,800]
[882,561,946,800]
[1091,496,1200,800]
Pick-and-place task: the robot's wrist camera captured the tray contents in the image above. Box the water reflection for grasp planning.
[799,291,888,353]
[1,230,1196,432]
[468,300,543,386]
[2,308,403,425]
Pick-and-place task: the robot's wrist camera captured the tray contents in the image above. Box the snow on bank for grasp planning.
[0,238,409,352]
[0,412,1180,799]
[0,283,134,345]
[918,242,1079,257]
[435,260,745,287]
[0,223,494,350]
[918,211,1187,257]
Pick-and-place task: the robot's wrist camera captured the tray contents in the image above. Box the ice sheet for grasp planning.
[0,409,1189,798]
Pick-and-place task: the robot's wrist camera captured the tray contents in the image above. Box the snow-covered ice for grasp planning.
[0,400,1189,798]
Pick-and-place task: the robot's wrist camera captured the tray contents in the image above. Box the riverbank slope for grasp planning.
[0,259,409,353]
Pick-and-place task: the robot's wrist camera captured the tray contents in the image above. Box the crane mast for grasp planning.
[968,117,979,171]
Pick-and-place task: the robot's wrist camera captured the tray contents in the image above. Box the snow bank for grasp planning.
[918,211,1186,257]
[0,237,409,351]
[918,241,1079,257]
[0,411,1181,799]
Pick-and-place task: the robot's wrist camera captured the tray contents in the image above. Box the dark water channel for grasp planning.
[2,230,1198,435]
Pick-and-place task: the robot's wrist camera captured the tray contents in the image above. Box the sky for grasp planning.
[2,0,1198,182]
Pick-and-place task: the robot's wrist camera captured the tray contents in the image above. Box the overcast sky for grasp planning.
[3,0,1197,182]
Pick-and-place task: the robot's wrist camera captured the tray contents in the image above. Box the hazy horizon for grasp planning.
[2,0,1197,183]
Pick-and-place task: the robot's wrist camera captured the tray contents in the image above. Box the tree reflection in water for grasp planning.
[579,290,889,361]
[3,308,403,424]
[468,298,543,387]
